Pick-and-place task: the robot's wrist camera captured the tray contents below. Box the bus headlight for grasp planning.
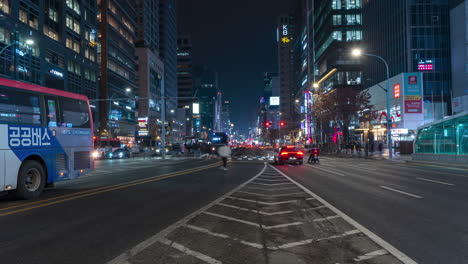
[92,151,99,159]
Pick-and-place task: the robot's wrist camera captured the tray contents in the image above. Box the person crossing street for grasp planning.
[217,144,232,170]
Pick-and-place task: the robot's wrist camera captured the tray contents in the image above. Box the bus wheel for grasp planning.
[13,160,46,199]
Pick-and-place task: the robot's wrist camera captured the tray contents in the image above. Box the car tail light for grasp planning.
[297,151,304,156]
[280,152,289,156]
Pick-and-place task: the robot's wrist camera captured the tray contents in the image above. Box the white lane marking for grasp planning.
[380,186,423,199]
[305,164,345,176]
[313,215,340,222]
[257,175,284,179]
[159,238,222,264]
[253,178,290,182]
[237,191,306,197]
[244,186,298,191]
[416,177,454,186]
[106,164,268,264]
[269,165,417,264]
[302,205,327,211]
[276,229,360,249]
[184,224,264,249]
[354,249,389,262]
[217,203,293,216]
[227,196,314,205]
[250,182,295,186]
[322,163,377,172]
[202,211,303,229]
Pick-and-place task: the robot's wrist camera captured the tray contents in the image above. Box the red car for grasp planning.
[274,146,304,165]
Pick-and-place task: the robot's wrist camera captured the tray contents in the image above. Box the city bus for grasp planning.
[0,78,94,199]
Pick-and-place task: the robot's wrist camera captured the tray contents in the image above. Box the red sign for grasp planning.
[408,76,418,85]
[393,84,401,98]
[405,98,422,113]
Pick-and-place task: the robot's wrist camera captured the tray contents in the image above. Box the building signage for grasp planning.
[192,103,200,114]
[404,73,423,114]
[418,60,433,71]
[282,25,288,36]
[269,96,280,106]
[391,128,409,135]
[138,117,148,128]
[49,69,64,78]
[393,84,401,98]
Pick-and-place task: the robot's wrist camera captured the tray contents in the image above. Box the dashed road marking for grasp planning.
[202,211,303,229]
[354,249,389,262]
[227,196,314,205]
[313,215,341,222]
[250,182,295,186]
[159,238,222,264]
[380,186,423,199]
[184,224,264,249]
[244,186,298,191]
[416,177,454,186]
[305,164,345,176]
[275,229,361,250]
[217,202,293,216]
[237,191,306,197]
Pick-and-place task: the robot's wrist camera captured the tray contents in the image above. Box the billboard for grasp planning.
[193,103,200,114]
[404,73,423,114]
[269,96,280,106]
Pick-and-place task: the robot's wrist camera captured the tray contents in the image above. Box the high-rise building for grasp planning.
[194,66,219,133]
[277,15,295,134]
[220,100,232,133]
[363,0,452,121]
[159,0,178,117]
[98,0,138,142]
[0,0,99,102]
[177,34,194,108]
[135,0,160,52]
[135,48,164,146]
[450,0,468,113]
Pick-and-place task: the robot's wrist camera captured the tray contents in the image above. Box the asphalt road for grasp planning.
[0,155,466,263]
[275,156,468,264]
[0,157,259,264]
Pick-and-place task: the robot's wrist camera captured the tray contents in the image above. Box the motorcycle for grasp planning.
[308,148,320,164]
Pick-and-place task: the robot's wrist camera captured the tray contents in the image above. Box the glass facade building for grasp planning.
[0,0,99,99]
[415,112,468,157]
[363,0,452,122]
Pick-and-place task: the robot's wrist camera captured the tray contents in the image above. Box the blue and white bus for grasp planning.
[0,78,94,199]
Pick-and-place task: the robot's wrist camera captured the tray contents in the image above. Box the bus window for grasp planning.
[0,86,42,125]
[46,98,58,127]
[60,98,90,128]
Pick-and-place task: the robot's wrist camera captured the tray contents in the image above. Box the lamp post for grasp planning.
[351,49,392,160]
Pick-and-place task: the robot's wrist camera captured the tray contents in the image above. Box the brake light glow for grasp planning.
[297,151,304,156]
[280,152,289,156]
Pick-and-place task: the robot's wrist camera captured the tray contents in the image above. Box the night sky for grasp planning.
[178,0,296,135]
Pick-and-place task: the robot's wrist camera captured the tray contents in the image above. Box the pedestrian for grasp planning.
[378,142,383,154]
[217,144,232,170]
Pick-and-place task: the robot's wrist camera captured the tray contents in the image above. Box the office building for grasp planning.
[98,0,138,142]
[135,48,164,146]
[159,0,178,117]
[177,34,194,108]
[0,0,99,101]
[135,0,159,52]
[277,15,295,134]
[450,0,468,113]
[363,0,452,122]
[220,100,232,133]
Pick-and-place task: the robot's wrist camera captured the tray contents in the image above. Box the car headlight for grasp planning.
[109,153,113,157]
[156,149,161,153]
[92,151,99,158]
[118,152,124,158]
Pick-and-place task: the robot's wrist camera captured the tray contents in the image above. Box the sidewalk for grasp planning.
[321,149,411,162]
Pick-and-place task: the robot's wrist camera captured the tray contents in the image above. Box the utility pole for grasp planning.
[99,0,109,136]
[161,79,166,159]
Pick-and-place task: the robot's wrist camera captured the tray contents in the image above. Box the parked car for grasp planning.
[274,146,304,165]
[108,148,131,159]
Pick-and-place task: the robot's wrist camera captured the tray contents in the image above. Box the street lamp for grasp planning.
[351,48,392,160]
[125,87,131,93]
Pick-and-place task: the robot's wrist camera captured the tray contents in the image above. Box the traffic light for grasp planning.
[280,121,286,127]
[264,121,272,127]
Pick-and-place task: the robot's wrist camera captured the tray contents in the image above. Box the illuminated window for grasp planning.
[345,14,361,25]
[73,19,80,34]
[332,31,342,41]
[73,39,80,53]
[0,26,10,44]
[345,0,361,9]
[332,0,341,9]
[332,15,342,25]
[49,8,58,22]
[19,8,27,24]
[66,37,73,49]
[44,25,59,41]
[66,15,73,29]
[346,30,362,41]
[29,14,38,30]
[0,0,10,14]
[66,0,80,15]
